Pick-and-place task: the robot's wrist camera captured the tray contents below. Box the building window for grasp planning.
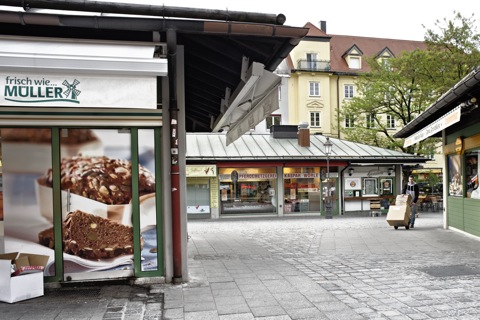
[306,53,317,70]
[310,112,321,127]
[366,114,375,128]
[278,86,282,100]
[348,56,361,69]
[266,115,281,130]
[309,82,320,97]
[344,85,354,98]
[345,115,354,128]
[386,115,395,129]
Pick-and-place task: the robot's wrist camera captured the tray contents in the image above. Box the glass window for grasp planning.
[448,154,463,197]
[386,115,395,129]
[284,167,321,213]
[306,53,317,70]
[366,114,375,128]
[219,168,277,214]
[266,115,281,130]
[309,82,320,96]
[363,178,378,196]
[345,115,354,128]
[349,56,361,69]
[344,84,354,98]
[187,178,210,213]
[466,151,479,198]
[310,112,321,127]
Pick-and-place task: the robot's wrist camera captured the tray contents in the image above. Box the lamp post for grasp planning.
[324,137,333,219]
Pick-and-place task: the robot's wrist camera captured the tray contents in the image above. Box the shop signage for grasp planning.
[186,165,217,177]
[219,173,277,181]
[1,73,157,109]
[404,106,461,147]
[284,173,320,178]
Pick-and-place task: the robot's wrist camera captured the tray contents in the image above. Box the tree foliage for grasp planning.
[338,11,480,155]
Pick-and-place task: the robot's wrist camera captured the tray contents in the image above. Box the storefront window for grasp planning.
[363,178,378,196]
[381,179,393,196]
[466,151,479,199]
[187,178,210,214]
[448,154,463,197]
[283,167,321,213]
[219,168,276,214]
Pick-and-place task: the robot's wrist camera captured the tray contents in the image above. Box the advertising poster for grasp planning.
[2,128,158,277]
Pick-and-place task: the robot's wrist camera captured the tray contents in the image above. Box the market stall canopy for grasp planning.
[186,133,429,164]
[395,68,480,142]
[0,0,308,138]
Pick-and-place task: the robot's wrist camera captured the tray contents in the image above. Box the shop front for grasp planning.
[283,167,339,215]
[343,167,397,214]
[186,133,427,219]
[0,38,167,282]
[394,68,480,237]
[219,167,278,215]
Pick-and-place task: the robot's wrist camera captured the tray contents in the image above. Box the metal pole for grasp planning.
[326,154,332,219]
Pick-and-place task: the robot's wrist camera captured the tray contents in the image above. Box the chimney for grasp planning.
[298,122,310,147]
[319,20,327,33]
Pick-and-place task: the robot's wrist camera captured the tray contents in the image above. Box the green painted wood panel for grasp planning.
[447,197,464,230]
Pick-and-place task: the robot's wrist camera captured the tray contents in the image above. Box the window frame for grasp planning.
[386,115,395,129]
[309,81,320,97]
[345,115,355,128]
[266,114,281,130]
[362,178,378,196]
[348,56,361,69]
[310,111,321,127]
[366,113,375,128]
[344,84,354,99]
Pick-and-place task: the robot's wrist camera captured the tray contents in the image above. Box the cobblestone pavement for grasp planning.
[158,212,480,320]
[2,212,480,320]
[0,282,163,320]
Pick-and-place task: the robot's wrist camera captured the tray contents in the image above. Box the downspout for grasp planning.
[167,29,182,282]
[336,75,341,138]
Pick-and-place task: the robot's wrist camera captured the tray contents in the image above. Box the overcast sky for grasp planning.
[104,0,479,41]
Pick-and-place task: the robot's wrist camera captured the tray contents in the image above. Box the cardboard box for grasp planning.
[386,194,411,227]
[0,252,49,303]
[394,194,412,206]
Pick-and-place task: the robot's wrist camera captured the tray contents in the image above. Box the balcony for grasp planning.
[296,59,330,72]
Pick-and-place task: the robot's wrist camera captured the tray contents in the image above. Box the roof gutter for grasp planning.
[0,10,307,69]
[0,0,286,25]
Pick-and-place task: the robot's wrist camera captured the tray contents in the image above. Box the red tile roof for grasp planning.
[301,22,426,73]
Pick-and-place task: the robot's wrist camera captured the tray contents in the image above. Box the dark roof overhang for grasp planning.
[0,1,308,133]
[395,68,480,139]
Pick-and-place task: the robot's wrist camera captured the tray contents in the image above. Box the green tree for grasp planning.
[338,11,480,155]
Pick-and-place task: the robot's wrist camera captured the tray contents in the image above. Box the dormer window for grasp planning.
[343,45,363,70]
[377,47,394,68]
[348,56,361,69]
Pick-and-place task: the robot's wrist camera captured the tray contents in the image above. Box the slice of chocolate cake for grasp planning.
[63,210,135,260]
[38,227,55,249]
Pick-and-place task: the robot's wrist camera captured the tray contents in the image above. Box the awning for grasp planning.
[211,60,281,145]
[0,37,167,76]
[403,106,461,147]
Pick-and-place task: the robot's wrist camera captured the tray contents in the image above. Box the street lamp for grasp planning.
[324,137,333,219]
